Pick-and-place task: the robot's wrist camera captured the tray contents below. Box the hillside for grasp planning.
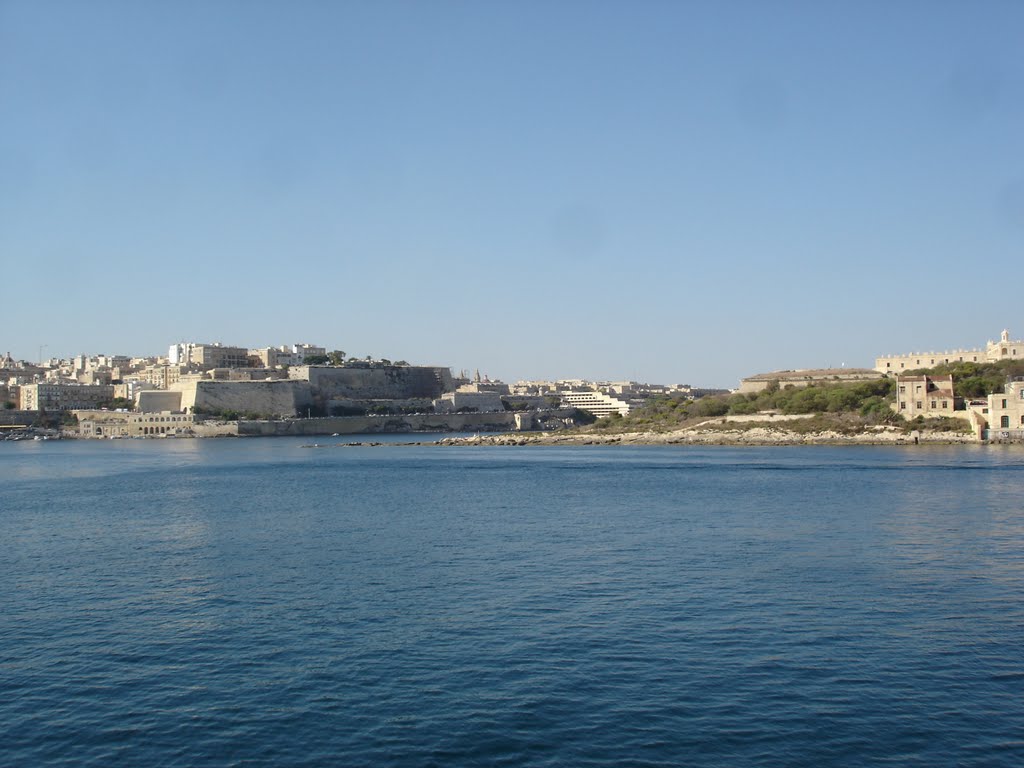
[581,378,971,437]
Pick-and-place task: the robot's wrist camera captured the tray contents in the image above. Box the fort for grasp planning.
[136,365,454,419]
[875,329,1024,372]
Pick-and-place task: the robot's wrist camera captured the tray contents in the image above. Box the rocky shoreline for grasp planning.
[433,425,977,447]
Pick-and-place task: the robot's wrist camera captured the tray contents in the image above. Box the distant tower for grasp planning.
[1002,329,1010,343]
[474,369,481,383]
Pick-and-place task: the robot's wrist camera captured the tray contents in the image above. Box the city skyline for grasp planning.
[2,1,1023,388]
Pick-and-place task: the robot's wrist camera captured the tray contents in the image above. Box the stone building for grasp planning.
[75,410,195,438]
[249,344,326,368]
[434,388,505,413]
[983,379,1024,431]
[19,383,114,411]
[169,342,250,370]
[892,374,957,418]
[738,368,885,394]
[876,329,1024,373]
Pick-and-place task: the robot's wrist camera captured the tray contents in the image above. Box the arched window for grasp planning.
[1000,415,1010,428]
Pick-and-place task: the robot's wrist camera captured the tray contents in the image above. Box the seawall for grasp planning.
[193,411,566,437]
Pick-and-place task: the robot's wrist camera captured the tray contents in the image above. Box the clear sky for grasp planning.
[2,1,1022,387]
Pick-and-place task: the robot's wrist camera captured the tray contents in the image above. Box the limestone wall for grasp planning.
[137,390,184,413]
[192,421,241,437]
[875,350,985,373]
[292,366,454,402]
[183,380,314,418]
[235,411,522,436]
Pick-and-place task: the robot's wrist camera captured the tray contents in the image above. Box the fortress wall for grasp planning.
[192,421,241,437]
[236,411,525,436]
[189,380,314,417]
[294,366,454,401]
[874,350,985,373]
[137,390,184,412]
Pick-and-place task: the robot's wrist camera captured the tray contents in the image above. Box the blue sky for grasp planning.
[2,1,1022,387]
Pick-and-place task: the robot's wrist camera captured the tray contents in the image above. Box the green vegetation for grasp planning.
[902,360,1024,399]
[593,378,900,433]
[303,354,330,365]
[99,397,135,411]
[363,404,421,415]
[2,400,15,410]
[330,405,366,416]
[192,406,280,421]
[568,408,598,426]
[902,415,972,434]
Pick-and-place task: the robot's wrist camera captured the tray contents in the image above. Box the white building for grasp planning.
[559,390,631,418]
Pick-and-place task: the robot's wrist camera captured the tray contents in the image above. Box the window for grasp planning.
[931,400,936,409]
[1001,416,1010,428]
[900,402,907,410]
[942,401,948,409]
[899,386,906,394]
[1002,399,1008,408]
[916,401,922,409]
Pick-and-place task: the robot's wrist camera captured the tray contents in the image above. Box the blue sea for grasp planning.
[2,438,1024,767]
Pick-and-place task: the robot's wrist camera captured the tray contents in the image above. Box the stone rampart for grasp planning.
[137,390,184,413]
[292,366,454,403]
[235,411,522,436]
[192,421,241,438]
[184,380,314,418]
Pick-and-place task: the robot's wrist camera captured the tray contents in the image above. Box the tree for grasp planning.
[304,354,329,365]
[728,399,758,415]
[328,350,346,366]
[694,397,730,417]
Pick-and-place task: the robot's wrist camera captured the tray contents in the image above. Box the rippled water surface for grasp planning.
[3,439,1024,766]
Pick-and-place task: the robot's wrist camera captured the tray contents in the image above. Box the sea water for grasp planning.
[2,438,1023,766]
